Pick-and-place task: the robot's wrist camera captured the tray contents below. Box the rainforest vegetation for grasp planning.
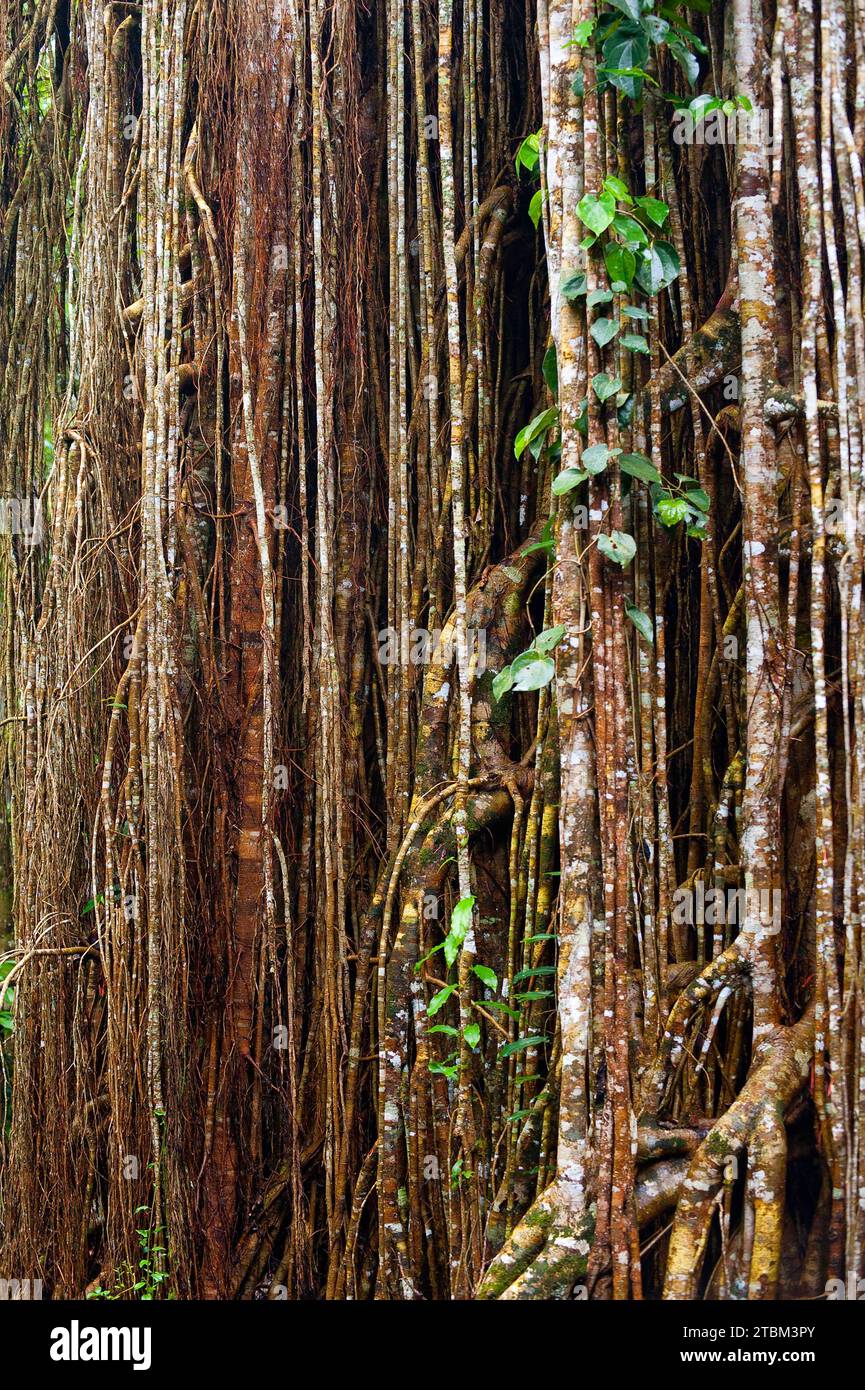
[0,0,862,1304]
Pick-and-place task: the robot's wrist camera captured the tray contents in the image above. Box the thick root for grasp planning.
[663,1009,813,1299]
[476,1181,594,1300]
[476,1157,690,1300]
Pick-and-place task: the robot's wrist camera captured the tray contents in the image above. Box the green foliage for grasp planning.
[87,1217,171,1300]
[626,602,654,643]
[598,529,637,567]
[514,406,559,460]
[500,1035,547,1059]
[515,131,541,176]
[492,625,565,702]
[590,315,620,347]
[619,452,660,482]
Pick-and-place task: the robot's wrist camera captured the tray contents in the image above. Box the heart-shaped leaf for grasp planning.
[598,529,637,566]
[533,624,566,653]
[592,373,622,403]
[619,453,660,482]
[587,288,614,308]
[620,332,650,354]
[635,195,669,226]
[577,190,616,235]
[604,242,636,287]
[552,467,589,495]
[582,441,612,472]
[626,601,654,643]
[590,316,620,348]
[510,652,556,692]
[560,270,587,302]
[655,496,689,526]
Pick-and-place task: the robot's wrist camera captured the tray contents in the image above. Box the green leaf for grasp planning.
[445,896,475,967]
[602,23,650,97]
[612,213,649,247]
[604,242,636,287]
[552,467,589,496]
[515,989,556,1002]
[573,17,596,45]
[617,392,636,428]
[635,240,681,295]
[582,441,612,472]
[591,316,620,348]
[513,964,557,984]
[669,37,700,86]
[492,666,514,702]
[428,983,457,1016]
[603,173,633,203]
[473,964,498,990]
[500,1035,548,1059]
[577,190,616,235]
[515,406,559,459]
[598,530,637,567]
[542,343,558,397]
[641,13,670,42]
[427,1023,459,1037]
[429,1060,458,1078]
[635,195,669,226]
[655,495,689,526]
[591,374,622,404]
[560,270,587,302]
[619,453,660,482]
[606,0,642,22]
[587,287,613,308]
[685,485,710,512]
[533,624,566,653]
[622,304,649,320]
[483,999,520,1021]
[620,332,650,355]
[464,1022,481,1049]
[515,132,540,175]
[510,652,556,693]
[626,601,654,643]
[688,93,721,123]
[528,188,543,228]
[0,1012,13,1032]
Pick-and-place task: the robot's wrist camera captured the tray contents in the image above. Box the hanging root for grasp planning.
[663,1008,814,1299]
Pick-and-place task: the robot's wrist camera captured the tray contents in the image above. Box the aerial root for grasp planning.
[476,1157,690,1300]
[476,1179,594,1300]
[663,1008,814,1299]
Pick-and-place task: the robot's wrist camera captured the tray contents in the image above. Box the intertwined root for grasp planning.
[476,1180,595,1300]
[663,1009,814,1299]
[476,995,814,1300]
[476,1156,693,1299]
